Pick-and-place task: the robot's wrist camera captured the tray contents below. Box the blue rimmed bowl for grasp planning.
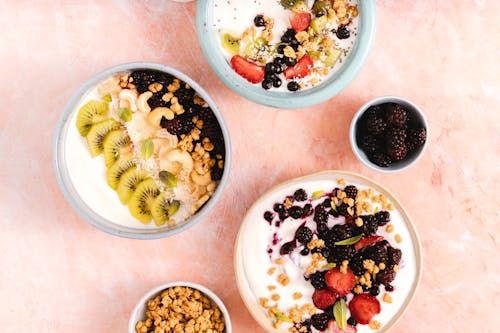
[53,62,231,239]
[196,1,376,109]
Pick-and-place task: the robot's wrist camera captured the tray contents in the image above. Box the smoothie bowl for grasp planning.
[54,62,231,239]
[197,0,376,109]
[235,171,422,332]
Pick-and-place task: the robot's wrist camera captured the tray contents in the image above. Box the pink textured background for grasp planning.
[1,1,499,332]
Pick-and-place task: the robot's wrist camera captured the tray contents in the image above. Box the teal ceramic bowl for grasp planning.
[196,1,376,109]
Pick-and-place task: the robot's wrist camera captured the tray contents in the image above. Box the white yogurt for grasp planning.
[236,172,421,333]
[214,0,359,91]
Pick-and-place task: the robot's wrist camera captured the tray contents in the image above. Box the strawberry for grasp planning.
[230,55,265,83]
[312,289,338,310]
[354,235,384,251]
[327,320,358,333]
[290,12,311,32]
[324,267,355,297]
[348,294,381,325]
[284,54,314,79]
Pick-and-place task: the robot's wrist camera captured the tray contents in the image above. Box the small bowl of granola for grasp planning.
[53,62,231,239]
[197,0,376,108]
[128,281,232,333]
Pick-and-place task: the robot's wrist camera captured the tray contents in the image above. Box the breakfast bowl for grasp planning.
[234,170,422,332]
[53,62,231,239]
[349,96,429,173]
[196,0,376,109]
[128,281,232,333]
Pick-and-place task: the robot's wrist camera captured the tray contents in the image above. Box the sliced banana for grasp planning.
[119,89,138,112]
[191,170,212,186]
[137,91,153,113]
[147,107,174,127]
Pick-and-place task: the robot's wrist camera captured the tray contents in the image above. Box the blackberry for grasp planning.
[366,115,387,135]
[386,126,407,149]
[279,210,289,221]
[311,313,329,331]
[279,240,296,255]
[387,247,402,265]
[359,134,381,156]
[370,152,392,167]
[331,224,355,242]
[293,188,307,201]
[336,25,350,39]
[309,271,327,289]
[359,215,378,235]
[316,222,329,239]
[174,86,195,107]
[263,211,274,223]
[162,118,194,136]
[327,245,355,264]
[210,167,223,181]
[302,203,313,217]
[375,211,390,226]
[377,266,396,286]
[337,202,350,217]
[363,243,388,264]
[198,107,216,121]
[347,317,357,326]
[288,206,303,219]
[314,206,328,224]
[201,120,224,143]
[350,252,366,276]
[148,93,169,109]
[295,226,313,244]
[407,126,427,148]
[322,198,332,208]
[387,145,408,161]
[321,247,331,259]
[343,185,358,199]
[130,70,175,93]
[386,103,408,127]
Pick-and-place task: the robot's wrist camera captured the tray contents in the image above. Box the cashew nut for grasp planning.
[118,89,138,112]
[159,149,193,175]
[191,170,212,186]
[137,91,153,113]
[147,107,174,127]
[97,77,120,96]
[191,194,210,214]
[152,138,176,156]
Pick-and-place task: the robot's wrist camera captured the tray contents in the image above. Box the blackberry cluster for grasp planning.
[161,118,194,136]
[293,188,308,201]
[377,265,396,286]
[343,185,358,199]
[387,247,402,265]
[309,271,327,289]
[310,313,329,331]
[363,243,388,263]
[359,215,379,235]
[350,252,366,276]
[356,102,427,167]
[313,206,328,224]
[327,245,355,264]
[130,70,174,93]
[330,224,355,242]
[375,211,390,226]
[295,226,313,244]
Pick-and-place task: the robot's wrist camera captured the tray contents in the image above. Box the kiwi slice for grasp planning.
[86,119,121,157]
[103,129,131,167]
[128,179,160,224]
[76,100,109,136]
[106,153,136,190]
[117,168,150,204]
[150,192,170,226]
[221,33,240,55]
[322,47,342,67]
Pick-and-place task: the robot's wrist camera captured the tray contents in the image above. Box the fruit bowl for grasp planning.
[128,281,232,333]
[196,0,376,109]
[53,62,231,239]
[234,171,422,332]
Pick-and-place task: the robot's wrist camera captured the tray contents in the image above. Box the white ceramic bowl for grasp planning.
[234,170,423,333]
[349,96,429,173]
[196,1,376,109]
[53,62,231,239]
[128,281,232,333]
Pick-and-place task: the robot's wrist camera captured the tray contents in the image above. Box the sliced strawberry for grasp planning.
[290,12,311,32]
[284,54,314,79]
[312,289,338,310]
[327,320,358,333]
[348,294,381,325]
[325,267,355,297]
[230,55,265,83]
[354,235,384,251]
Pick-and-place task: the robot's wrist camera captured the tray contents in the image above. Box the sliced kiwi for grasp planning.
[116,168,150,204]
[86,119,121,157]
[128,179,160,224]
[221,33,240,55]
[322,47,342,67]
[76,100,109,136]
[106,153,136,190]
[311,15,328,34]
[150,192,171,226]
[243,37,268,59]
[103,129,131,167]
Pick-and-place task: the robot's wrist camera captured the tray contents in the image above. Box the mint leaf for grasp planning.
[335,234,363,246]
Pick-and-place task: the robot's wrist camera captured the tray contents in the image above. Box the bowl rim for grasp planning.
[53,62,232,239]
[196,1,377,109]
[349,95,429,173]
[234,170,423,333]
[128,281,232,333]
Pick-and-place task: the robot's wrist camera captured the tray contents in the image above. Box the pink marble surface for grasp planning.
[0,1,499,332]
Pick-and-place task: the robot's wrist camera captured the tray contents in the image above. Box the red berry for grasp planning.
[348,294,381,325]
[312,289,338,310]
[324,267,355,297]
[230,55,265,83]
[284,55,314,79]
[354,235,384,251]
[290,12,311,32]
